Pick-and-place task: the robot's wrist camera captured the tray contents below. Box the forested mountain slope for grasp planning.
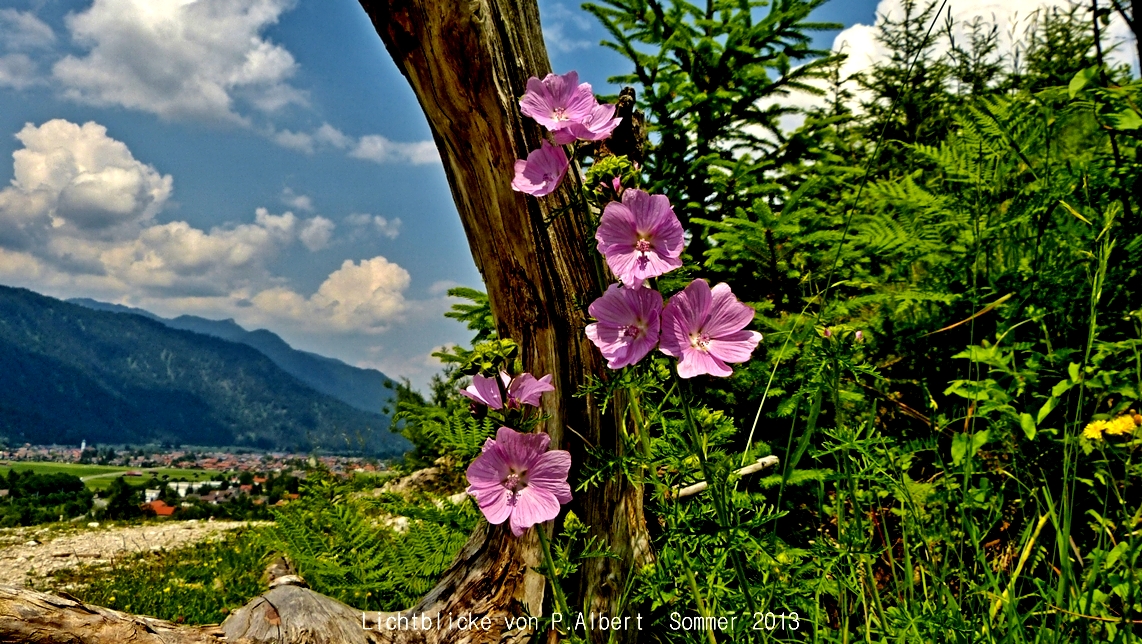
[0,286,405,455]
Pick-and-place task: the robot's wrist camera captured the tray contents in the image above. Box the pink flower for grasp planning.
[505,372,554,409]
[659,279,761,378]
[460,373,504,409]
[460,372,555,410]
[596,189,685,287]
[585,284,663,369]
[553,103,623,144]
[466,427,572,536]
[511,141,569,197]
[519,71,597,132]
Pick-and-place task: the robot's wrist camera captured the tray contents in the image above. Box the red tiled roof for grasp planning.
[142,500,176,516]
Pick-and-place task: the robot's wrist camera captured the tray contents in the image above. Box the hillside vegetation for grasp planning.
[0,286,406,456]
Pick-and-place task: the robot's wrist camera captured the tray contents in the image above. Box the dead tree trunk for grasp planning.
[357,0,650,640]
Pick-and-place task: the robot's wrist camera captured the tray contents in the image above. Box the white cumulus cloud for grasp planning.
[540,2,594,53]
[351,135,439,165]
[280,187,314,211]
[833,0,1135,99]
[52,0,305,123]
[0,54,40,90]
[299,216,335,251]
[269,123,436,166]
[251,256,410,332]
[0,120,172,243]
[0,119,418,338]
[0,9,55,51]
[347,212,402,239]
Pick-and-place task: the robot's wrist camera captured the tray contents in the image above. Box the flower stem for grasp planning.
[681,549,720,644]
[673,370,759,615]
[536,525,572,622]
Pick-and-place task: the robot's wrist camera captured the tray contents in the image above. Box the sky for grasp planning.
[0,0,1135,391]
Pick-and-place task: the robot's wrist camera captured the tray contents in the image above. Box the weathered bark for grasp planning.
[0,585,225,644]
[357,0,650,641]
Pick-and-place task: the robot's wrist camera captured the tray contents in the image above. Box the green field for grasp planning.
[0,462,222,491]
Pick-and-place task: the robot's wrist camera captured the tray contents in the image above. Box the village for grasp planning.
[0,442,393,525]
[0,443,387,476]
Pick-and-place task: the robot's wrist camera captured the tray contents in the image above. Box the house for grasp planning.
[141,500,176,517]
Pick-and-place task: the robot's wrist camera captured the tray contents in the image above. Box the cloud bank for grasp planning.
[0,119,408,334]
[52,0,304,123]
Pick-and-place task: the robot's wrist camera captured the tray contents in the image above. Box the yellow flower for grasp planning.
[1082,420,1108,440]
[1106,414,1137,436]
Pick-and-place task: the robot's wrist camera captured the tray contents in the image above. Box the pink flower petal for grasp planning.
[596,190,684,286]
[519,71,597,132]
[705,282,755,337]
[554,103,622,143]
[496,426,549,470]
[511,142,568,197]
[678,348,732,378]
[596,202,639,252]
[553,128,578,145]
[660,279,760,377]
[459,373,504,409]
[667,279,712,338]
[464,427,571,536]
[506,373,555,408]
[585,284,662,369]
[529,450,573,504]
[465,441,509,487]
[509,486,561,536]
[707,330,762,363]
[467,483,515,525]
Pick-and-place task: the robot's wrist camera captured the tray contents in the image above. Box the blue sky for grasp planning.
[0,0,1131,390]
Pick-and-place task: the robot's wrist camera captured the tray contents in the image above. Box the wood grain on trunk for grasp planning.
[358,0,650,640]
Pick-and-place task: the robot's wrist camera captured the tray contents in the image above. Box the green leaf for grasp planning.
[1108,108,1142,131]
[953,430,990,466]
[1020,413,1037,440]
[1051,378,1074,398]
[972,429,990,452]
[951,433,969,466]
[1037,396,1058,425]
[1104,541,1129,568]
[1068,362,1081,384]
[1069,65,1099,98]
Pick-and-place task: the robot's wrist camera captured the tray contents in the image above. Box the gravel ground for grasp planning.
[0,520,268,585]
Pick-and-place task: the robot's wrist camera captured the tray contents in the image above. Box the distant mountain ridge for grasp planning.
[68,298,396,418]
[0,286,406,455]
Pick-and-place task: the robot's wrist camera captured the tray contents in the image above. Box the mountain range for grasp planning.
[0,286,406,456]
[68,298,396,419]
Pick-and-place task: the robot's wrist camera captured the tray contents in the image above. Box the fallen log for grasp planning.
[1,524,542,644]
[0,585,225,644]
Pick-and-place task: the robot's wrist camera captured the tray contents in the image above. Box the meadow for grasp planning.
[0,462,220,491]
